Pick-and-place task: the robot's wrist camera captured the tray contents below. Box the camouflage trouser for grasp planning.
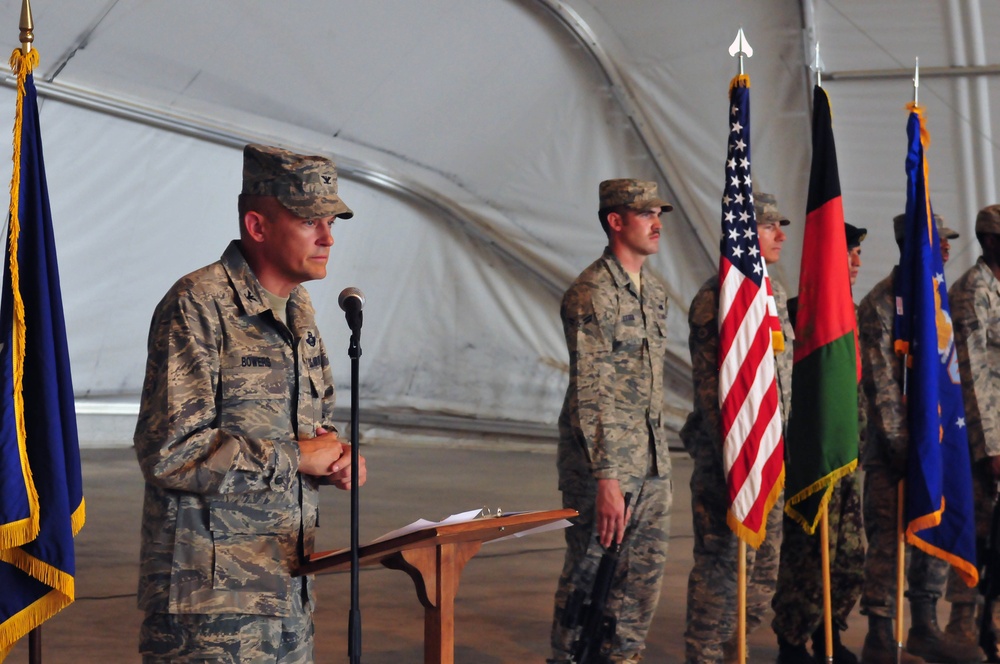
[772,472,865,644]
[140,583,313,663]
[684,460,784,664]
[947,460,995,604]
[861,463,948,617]
[549,472,672,662]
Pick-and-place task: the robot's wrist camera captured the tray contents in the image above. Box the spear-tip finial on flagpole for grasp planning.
[728,27,753,76]
[19,0,34,54]
[810,42,825,88]
[913,56,920,107]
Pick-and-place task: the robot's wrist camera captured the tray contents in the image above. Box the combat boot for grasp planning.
[907,599,984,663]
[811,624,858,664]
[945,602,979,644]
[861,615,926,664]
[776,635,816,663]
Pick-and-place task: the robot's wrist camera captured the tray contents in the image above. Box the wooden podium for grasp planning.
[296,508,576,664]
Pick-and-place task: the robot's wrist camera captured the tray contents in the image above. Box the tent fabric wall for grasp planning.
[0,1,997,440]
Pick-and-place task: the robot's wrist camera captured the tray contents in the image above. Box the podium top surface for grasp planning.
[295,507,576,576]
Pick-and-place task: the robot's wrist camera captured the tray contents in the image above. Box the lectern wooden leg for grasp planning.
[384,541,481,664]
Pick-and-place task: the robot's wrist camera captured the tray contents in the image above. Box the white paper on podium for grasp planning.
[371,508,484,543]
[487,513,573,543]
[369,509,571,545]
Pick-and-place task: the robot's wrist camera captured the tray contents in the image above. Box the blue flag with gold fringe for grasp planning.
[0,47,85,658]
[895,104,977,586]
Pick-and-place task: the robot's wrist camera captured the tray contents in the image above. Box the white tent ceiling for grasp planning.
[0,0,997,441]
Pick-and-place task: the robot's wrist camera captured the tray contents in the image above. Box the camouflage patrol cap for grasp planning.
[845,222,867,249]
[598,179,673,213]
[242,144,353,220]
[975,204,1000,235]
[754,192,790,226]
[937,215,959,240]
[892,212,955,242]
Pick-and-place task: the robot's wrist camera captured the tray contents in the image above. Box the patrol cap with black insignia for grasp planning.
[975,204,1000,235]
[598,179,673,214]
[845,222,867,249]
[242,143,353,220]
[753,192,790,226]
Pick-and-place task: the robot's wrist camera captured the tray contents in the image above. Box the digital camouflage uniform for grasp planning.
[550,247,673,663]
[134,240,336,662]
[948,256,1000,609]
[681,276,793,664]
[858,270,950,617]
[771,305,865,648]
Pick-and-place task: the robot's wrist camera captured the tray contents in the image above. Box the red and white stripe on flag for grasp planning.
[717,76,784,549]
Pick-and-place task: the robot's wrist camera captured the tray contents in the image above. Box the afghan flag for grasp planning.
[895,104,977,586]
[0,47,85,658]
[783,86,859,532]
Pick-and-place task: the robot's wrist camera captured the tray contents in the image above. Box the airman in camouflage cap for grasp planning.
[599,179,673,213]
[892,212,953,243]
[548,177,674,663]
[892,212,960,263]
[975,204,1000,235]
[941,202,1000,654]
[135,142,365,662]
[939,217,960,240]
[243,143,353,220]
[754,192,790,226]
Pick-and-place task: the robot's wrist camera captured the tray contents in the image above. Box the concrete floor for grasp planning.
[6,440,879,663]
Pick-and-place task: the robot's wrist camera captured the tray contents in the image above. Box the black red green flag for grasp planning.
[784,85,859,532]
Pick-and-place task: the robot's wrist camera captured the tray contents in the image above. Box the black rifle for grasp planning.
[981,489,1000,661]
[561,493,633,664]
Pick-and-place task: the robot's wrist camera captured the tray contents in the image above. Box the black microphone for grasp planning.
[338,287,365,333]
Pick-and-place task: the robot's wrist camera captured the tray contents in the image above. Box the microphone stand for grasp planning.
[347,312,362,664]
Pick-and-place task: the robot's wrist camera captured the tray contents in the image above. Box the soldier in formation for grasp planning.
[548,179,674,664]
[770,222,868,664]
[857,214,982,664]
[681,192,793,664]
[948,204,1000,651]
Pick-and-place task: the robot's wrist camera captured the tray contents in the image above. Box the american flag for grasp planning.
[717,76,785,548]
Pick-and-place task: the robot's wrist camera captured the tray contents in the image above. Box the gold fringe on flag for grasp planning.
[0,46,40,551]
[729,73,750,92]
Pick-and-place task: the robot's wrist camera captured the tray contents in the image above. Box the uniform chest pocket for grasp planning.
[650,316,668,344]
[612,313,646,351]
[220,351,288,401]
[987,316,1000,349]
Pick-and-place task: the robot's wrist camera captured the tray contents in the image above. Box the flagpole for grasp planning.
[727,28,753,664]
[18,1,42,663]
[738,541,747,664]
[821,506,833,663]
[19,0,32,55]
[728,27,753,76]
[897,480,906,663]
[810,44,835,664]
[812,42,823,89]
[892,60,919,664]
